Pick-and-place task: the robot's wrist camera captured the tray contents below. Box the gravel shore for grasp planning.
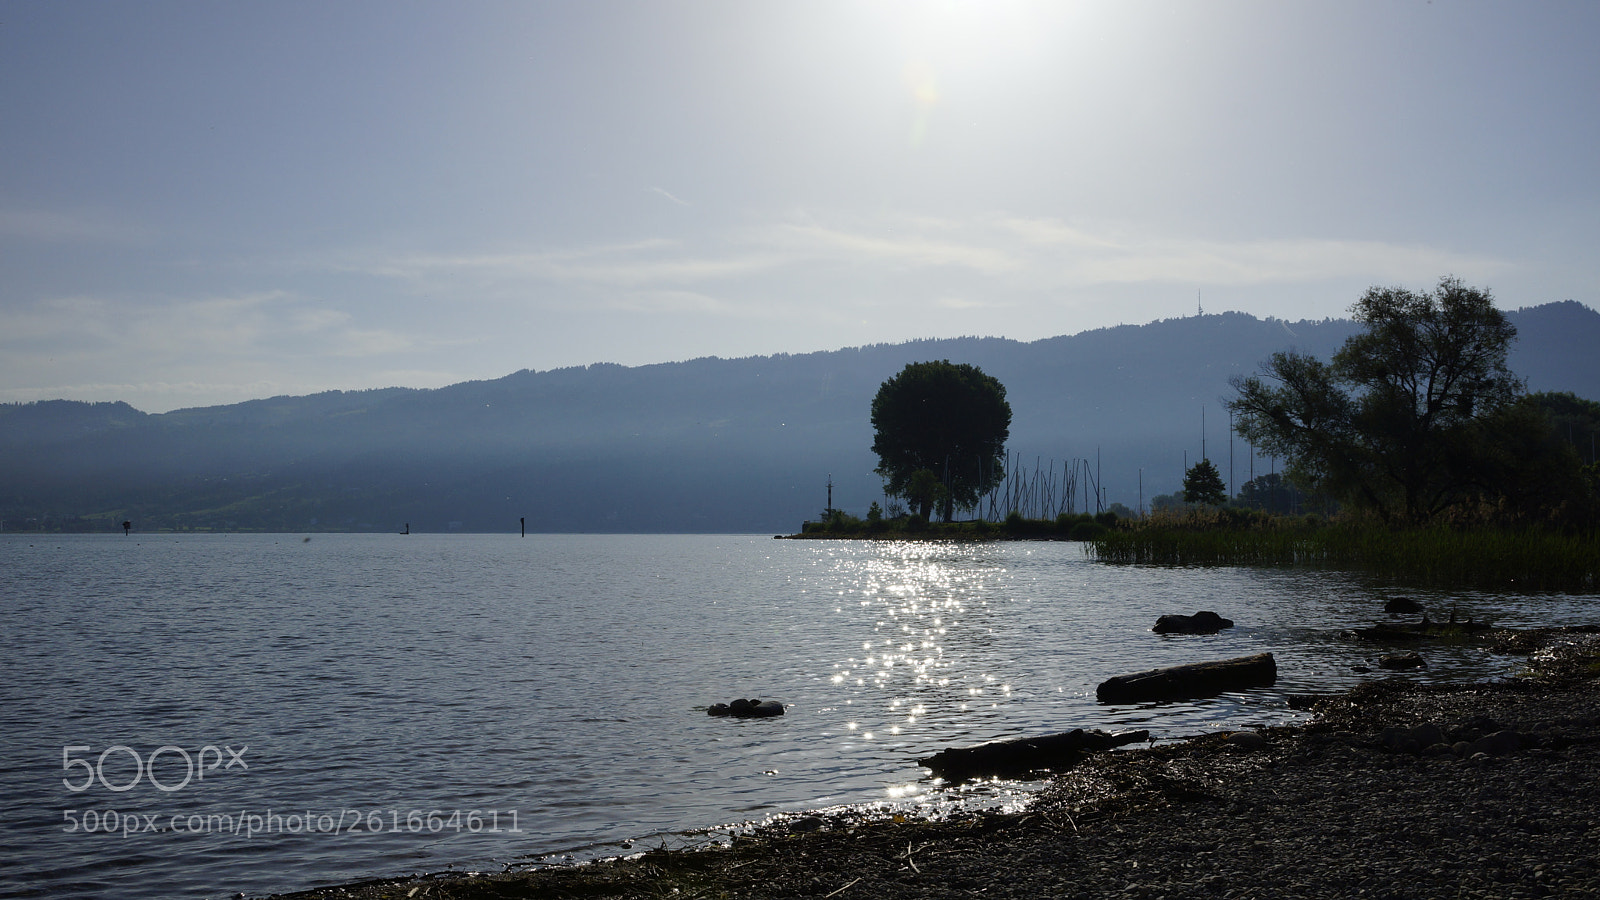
[268,630,1600,900]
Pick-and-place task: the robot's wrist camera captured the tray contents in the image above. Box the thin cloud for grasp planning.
[1065,236,1509,287]
[1,291,420,365]
[759,222,1020,274]
[328,329,418,358]
[647,186,692,206]
[361,243,793,290]
[321,213,1509,321]
[935,295,996,310]
[0,207,152,244]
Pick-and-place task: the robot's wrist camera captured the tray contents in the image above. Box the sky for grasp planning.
[3,0,1598,413]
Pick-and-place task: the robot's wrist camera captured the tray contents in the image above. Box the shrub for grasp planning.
[1069,521,1107,541]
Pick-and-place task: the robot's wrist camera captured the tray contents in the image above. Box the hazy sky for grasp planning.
[3,1,1597,412]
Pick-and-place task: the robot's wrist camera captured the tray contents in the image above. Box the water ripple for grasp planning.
[2,533,1594,900]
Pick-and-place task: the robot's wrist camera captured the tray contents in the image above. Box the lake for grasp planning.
[1,533,1594,900]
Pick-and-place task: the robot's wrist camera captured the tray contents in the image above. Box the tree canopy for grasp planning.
[1181,459,1227,506]
[1228,277,1537,523]
[871,360,1011,522]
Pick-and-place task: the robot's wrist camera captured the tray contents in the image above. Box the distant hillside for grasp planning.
[3,302,1596,533]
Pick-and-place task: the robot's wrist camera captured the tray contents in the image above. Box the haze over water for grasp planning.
[3,533,1595,900]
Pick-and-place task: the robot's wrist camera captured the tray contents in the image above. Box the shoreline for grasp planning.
[264,629,1600,900]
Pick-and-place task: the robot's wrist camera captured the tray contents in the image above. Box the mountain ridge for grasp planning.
[3,303,1596,533]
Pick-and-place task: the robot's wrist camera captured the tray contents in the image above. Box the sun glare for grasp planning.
[869,0,1091,148]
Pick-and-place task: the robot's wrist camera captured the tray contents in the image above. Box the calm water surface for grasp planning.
[1,533,1594,899]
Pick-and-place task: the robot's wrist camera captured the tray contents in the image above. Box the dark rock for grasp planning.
[1384,596,1424,614]
[1152,611,1235,634]
[1469,730,1522,757]
[1382,723,1445,752]
[1226,731,1267,750]
[1379,651,1426,670]
[787,816,825,833]
[708,698,784,718]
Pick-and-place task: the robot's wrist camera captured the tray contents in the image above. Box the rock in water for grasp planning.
[1379,651,1426,670]
[1152,611,1235,634]
[708,698,785,718]
[1384,596,1424,614]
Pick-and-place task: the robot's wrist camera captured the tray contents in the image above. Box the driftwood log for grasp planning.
[918,728,1150,781]
[1096,652,1277,703]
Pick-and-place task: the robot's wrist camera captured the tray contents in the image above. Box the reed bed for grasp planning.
[1089,514,1600,591]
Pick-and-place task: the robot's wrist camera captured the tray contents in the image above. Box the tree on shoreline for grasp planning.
[1234,472,1307,515]
[871,361,1011,522]
[1182,459,1227,506]
[1228,277,1525,524]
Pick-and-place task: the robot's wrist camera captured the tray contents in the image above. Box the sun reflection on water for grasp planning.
[782,535,1586,825]
[810,539,1030,794]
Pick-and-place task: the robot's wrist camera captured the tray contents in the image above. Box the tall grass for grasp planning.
[1089,510,1600,591]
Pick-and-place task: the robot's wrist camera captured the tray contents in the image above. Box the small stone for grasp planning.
[1226,731,1267,751]
[1411,723,1446,747]
[1379,651,1426,670]
[1380,725,1409,750]
[1470,731,1522,757]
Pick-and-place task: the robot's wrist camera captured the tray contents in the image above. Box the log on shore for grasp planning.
[919,728,1150,780]
[1096,653,1277,704]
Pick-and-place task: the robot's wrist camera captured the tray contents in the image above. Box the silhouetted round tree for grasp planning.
[871,361,1011,522]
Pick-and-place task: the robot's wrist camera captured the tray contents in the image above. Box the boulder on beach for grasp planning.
[1152,611,1235,634]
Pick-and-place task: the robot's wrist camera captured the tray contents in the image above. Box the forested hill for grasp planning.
[4,301,1597,534]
